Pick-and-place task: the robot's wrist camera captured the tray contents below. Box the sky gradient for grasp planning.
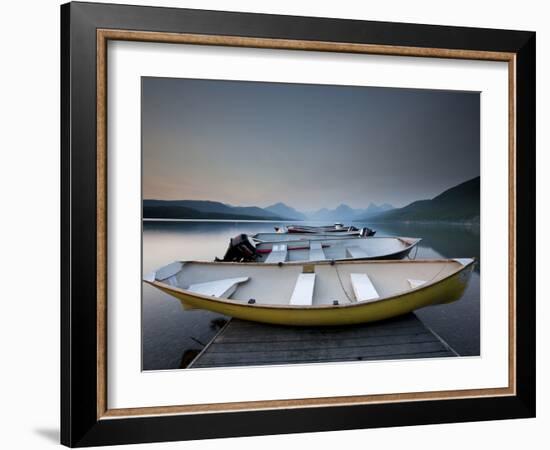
[142,77,479,209]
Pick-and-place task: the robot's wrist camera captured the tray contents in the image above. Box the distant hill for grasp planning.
[361,203,395,218]
[370,177,480,223]
[308,204,356,221]
[144,199,284,219]
[143,205,287,221]
[306,203,394,221]
[143,199,288,220]
[265,202,307,220]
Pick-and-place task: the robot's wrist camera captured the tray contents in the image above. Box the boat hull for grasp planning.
[283,225,375,236]
[254,232,365,241]
[253,236,420,263]
[150,261,473,326]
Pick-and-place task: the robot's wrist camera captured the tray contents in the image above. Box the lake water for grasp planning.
[142,220,480,370]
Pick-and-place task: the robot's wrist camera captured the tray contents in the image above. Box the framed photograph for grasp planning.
[61,2,535,447]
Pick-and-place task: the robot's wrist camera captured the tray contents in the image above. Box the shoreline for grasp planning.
[143,218,480,226]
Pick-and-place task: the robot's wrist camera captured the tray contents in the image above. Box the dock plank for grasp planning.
[190,313,456,368]
[210,332,436,353]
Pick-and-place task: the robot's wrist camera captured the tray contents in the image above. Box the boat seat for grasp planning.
[309,242,326,261]
[265,244,288,263]
[350,273,380,303]
[346,246,369,259]
[407,279,426,289]
[153,261,183,281]
[289,273,316,306]
[187,277,249,298]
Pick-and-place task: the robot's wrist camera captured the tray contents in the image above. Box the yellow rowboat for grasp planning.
[144,258,475,326]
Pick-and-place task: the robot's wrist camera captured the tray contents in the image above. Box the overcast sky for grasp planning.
[142,77,479,210]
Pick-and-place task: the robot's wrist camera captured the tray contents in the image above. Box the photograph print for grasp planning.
[142,77,480,371]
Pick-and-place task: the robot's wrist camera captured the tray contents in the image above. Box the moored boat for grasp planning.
[275,223,376,236]
[144,258,475,326]
[219,234,421,263]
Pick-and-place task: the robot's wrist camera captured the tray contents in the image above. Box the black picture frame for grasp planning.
[61,2,535,447]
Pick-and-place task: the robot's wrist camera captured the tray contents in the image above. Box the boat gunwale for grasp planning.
[254,235,420,244]
[145,258,475,311]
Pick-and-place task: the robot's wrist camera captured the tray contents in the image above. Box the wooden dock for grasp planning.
[190,313,457,368]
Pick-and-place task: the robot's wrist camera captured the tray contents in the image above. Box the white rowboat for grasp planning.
[220,234,421,263]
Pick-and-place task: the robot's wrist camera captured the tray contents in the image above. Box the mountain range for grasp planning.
[264,202,307,220]
[143,176,479,223]
[305,203,394,221]
[143,199,395,221]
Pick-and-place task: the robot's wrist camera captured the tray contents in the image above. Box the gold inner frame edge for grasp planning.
[95,29,517,420]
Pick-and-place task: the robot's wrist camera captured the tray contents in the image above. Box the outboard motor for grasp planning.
[219,234,257,262]
[360,227,376,237]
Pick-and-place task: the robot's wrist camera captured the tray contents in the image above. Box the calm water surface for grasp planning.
[142,221,480,370]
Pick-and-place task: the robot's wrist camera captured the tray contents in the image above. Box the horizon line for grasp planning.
[142,175,479,211]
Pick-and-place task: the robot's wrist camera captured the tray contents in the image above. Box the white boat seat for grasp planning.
[309,242,326,261]
[265,244,288,263]
[407,279,426,289]
[350,273,380,303]
[187,277,249,298]
[154,261,183,281]
[346,246,369,259]
[289,273,316,306]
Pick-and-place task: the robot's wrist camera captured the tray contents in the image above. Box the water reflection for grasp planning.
[142,220,480,370]
[367,222,480,356]
[179,349,201,369]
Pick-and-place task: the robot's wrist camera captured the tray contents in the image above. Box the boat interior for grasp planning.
[153,259,470,307]
[254,237,420,263]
